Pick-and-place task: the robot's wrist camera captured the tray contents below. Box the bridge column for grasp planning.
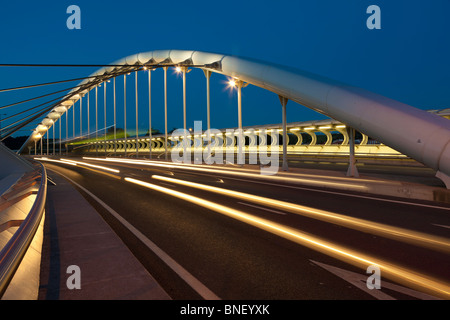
[346,127,359,177]
[72,103,75,140]
[135,71,139,158]
[164,66,168,161]
[65,109,68,155]
[113,77,117,156]
[204,70,212,159]
[79,94,82,139]
[95,85,99,156]
[53,121,55,156]
[59,116,61,155]
[124,74,127,157]
[148,68,152,159]
[87,90,90,139]
[278,95,289,171]
[235,80,248,165]
[104,80,107,155]
[181,66,191,162]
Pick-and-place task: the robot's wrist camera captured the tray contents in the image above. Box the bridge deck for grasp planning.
[31,160,450,299]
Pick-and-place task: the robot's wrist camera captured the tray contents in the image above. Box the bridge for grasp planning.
[0,50,449,301]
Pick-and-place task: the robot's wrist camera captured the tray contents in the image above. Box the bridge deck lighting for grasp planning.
[228,79,236,87]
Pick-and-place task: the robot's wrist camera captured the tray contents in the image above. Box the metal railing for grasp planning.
[0,163,47,298]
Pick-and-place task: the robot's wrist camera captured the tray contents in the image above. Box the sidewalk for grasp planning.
[38,170,171,300]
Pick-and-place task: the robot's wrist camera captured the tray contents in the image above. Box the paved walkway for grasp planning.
[38,170,170,300]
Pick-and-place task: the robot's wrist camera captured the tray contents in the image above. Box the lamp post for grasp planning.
[135,70,139,158]
[104,81,107,154]
[176,66,191,162]
[113,76,117,156]
[229,78,248,165]
[147,67,152,159]
[124,73,128,156]
[279,95,289,171]
[204,70,212,162]
[163,66,168,161]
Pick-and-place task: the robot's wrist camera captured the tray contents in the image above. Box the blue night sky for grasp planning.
[0,0,449,138]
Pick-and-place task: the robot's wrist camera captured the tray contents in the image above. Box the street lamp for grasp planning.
[228,78,248,165]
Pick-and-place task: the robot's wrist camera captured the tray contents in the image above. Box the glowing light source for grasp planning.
[228,79,236,87]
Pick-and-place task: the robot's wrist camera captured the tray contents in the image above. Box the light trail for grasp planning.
[151,175,450,254]
[82,157,369,191]
[60,158,120,173]
[34,157,77,166]
[125,176,450,299]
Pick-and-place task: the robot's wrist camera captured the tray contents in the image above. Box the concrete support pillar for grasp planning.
[346,127,359,177]
[278,95,289,171]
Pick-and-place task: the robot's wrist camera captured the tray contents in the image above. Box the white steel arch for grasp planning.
[22,50,450,187]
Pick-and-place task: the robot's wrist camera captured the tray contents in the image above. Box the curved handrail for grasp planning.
[0,162,47,298]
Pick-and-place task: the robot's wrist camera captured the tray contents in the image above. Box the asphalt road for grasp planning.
[36,156,450,300]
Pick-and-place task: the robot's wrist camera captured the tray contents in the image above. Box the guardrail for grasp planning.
[0,163,47,298]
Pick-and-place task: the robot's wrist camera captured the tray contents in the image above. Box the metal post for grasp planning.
[95,85,98,156]
[104,81,107,154]
[124,74,127,156]
[65,109,68,155]
[40,136,43,156]
[279,95,289,171]
[204,70,211,160]
[182,67,188,161]
[59,117,61,155]
[113,77,117,156]
[46,129,49,156]
[164,66,168,161]
[53,121,55,156]
[346,127,359,177]
[80,95,82,138]
[182,68,187,131]
[135,70,139,158]
[237,81,243,165]
[72,104,75,139]
[148,69,152,159]
[87,91,90,138]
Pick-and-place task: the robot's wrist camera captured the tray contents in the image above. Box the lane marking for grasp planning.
[238,201,287,215]
[432,223,450,229]
[52,171,221,300]
[310,260,440,300]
